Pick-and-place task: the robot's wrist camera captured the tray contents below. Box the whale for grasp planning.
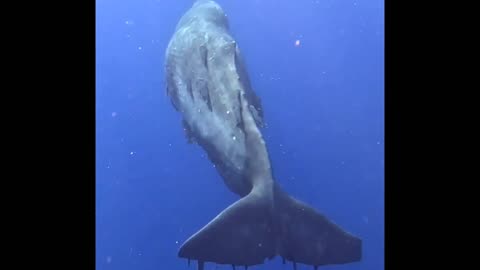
[165,1,362,269]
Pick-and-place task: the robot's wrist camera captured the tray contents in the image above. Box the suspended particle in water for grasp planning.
[294,39,301,47]
[362,216,369,224]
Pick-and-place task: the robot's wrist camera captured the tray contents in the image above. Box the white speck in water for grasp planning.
[130,151,134,155]
[175,240,179,244]
[258,243,262,247]
[111,112,117,117]
[377,141,381,145]
[168,143,172,147]
[232,136,236,140]
[106,256,112,263]
[226,110,230,114]
[362,216,369,224]
[138,46,142,50]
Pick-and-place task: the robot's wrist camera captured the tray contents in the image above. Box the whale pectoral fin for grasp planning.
[178,193,276,267]
[277,193,362,267]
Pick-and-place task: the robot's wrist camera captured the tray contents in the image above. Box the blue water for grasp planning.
[96,0,384,270]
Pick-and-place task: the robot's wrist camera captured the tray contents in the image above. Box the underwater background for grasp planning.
[96,0,384,269]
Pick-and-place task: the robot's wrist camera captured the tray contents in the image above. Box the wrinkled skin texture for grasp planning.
[166,0,263,197]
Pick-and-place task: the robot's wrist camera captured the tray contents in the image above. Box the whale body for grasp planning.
[165,1,362,269]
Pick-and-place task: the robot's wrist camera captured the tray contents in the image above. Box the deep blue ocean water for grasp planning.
[96,0,384,269]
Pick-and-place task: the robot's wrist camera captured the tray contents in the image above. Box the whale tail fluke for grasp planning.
[275,188,362,267]
[178,190,276,268]
[177,186,362,269]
